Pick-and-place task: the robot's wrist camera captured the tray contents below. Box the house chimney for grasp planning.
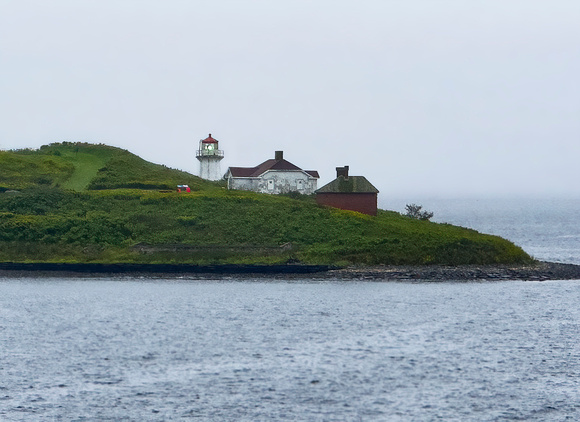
[275,151,283,161]
[336,166,349,179]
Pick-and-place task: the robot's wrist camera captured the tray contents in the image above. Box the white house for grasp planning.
[225,151,319,194]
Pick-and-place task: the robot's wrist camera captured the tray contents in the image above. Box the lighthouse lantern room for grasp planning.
[196,133,224,181]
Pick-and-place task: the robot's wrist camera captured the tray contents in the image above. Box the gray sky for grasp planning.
[1,0,579,203]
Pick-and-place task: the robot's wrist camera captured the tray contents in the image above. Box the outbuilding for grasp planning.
[315,166,379,216]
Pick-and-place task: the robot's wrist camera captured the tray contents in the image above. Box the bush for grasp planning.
[405,204,434,221]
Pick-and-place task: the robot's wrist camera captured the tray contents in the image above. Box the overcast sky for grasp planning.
[1,0,579,203]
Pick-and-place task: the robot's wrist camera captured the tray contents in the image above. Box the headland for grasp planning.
[0,142,535,270]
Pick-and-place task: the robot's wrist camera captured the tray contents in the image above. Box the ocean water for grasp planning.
[1,197,580,421]
[1,279,580,421]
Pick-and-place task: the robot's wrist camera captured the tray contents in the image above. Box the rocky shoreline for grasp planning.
[326,261,580,281]
[0,261,580,281]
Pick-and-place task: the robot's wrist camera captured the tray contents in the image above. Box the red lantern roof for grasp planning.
[201,133,218,144]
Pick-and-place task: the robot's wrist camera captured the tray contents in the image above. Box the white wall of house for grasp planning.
[228,170,317,194]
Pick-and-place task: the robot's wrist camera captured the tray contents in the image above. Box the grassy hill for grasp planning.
[0,143,533,266]
[0,142,217,191]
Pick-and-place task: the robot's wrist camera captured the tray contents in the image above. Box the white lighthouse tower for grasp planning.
[196,133,224,181]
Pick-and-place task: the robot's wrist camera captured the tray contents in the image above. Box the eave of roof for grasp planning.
[227,167,256,177]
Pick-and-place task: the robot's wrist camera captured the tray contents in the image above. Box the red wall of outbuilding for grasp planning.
[316,193,378,216]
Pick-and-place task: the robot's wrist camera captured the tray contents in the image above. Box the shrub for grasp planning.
[405,204,434,221]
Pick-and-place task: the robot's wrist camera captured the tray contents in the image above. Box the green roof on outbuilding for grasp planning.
[315,176,379,194]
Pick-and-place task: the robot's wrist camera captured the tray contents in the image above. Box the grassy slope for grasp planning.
[59,151,112,190]
[0,188,532,265]
[1,142,215,191]
[0,143,533,265]
[0,151,75,190]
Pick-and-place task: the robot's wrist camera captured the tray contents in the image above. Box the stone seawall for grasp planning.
[0,262,333,276]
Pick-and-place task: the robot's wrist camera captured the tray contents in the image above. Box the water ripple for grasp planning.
[0,279,579,420]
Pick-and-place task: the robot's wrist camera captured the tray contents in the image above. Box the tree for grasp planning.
[405,204,434,221]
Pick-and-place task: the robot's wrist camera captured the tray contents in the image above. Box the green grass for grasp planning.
[0,151,75,190]
[0,186,533,266]
[53,147,114,190]
[86,154,216,191]
[60,152,110,190]
[1,142,218,192]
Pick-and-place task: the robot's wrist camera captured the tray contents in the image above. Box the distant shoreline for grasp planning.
[1,261,579,281]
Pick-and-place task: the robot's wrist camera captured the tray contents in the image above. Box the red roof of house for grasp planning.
[201,134,218,144]
[228,158,319,178]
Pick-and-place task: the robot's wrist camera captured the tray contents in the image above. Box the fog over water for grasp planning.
[1,1,579,197]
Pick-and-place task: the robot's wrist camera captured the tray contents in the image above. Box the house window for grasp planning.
[297,180,304,190]
[268,180,274,190]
